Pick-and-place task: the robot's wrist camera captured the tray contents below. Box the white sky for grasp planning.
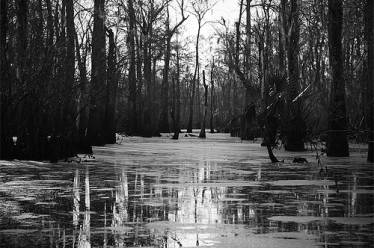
[181,0,240,37]
[170,0,241,66]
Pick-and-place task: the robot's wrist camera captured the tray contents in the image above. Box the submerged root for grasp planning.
[266,145,281,163]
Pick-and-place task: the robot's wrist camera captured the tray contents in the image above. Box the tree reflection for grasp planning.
[111,167,129,247]
[73,169,80,228]
[348,173,357,217]
[76,166,91,248]
[2,137,374,247]
[162,162,230,246]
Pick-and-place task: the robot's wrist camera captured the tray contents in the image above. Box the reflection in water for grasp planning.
[256,166,262,181]
[77,167,91,248]
[111,167,129,247]
[348,173,357,217]
[164,163,233,247]
[1,135,373,248]
[73,169,80,227]
[103,202,108,248]
[322,176,329,218]
[85,167,90,211]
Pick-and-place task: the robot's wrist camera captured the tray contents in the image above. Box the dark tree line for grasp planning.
[0,0,117,160]
[215,0,373,160]
[0,0,373,161]
[365,0,373,162]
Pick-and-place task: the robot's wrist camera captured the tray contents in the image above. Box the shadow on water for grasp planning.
[0,133,373,247]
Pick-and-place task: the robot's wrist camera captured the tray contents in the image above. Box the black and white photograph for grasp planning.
[0,0,373,247]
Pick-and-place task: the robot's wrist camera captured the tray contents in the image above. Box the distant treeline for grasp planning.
[0,0,373,162]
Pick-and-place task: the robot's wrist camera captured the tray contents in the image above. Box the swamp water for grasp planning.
[0,133,373,247]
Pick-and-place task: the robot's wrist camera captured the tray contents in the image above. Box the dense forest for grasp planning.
[0,0,373,162]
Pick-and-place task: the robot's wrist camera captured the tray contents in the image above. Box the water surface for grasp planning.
[0,133,373,247]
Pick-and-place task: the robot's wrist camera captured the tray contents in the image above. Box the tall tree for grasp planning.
[64,0,76,137]
[172,40,182,139]
[138,0,166,137]
[210,58,215,133]
[127,0,137,135]
[327,0,349,156]
[76,31,89,150]
[261,0,273,102]
[278,0,287,74]
[16,0,28,86]
[365,0,374,162]
[199,70,208,138]
[0,0,7,80]
[159,4,172,133]
[159,0,188,133]
[235,0,256,140]
[0,0,9,158]
[16,0,31,157]
[88,0,107,145]
[104,29,117,144]
[284,0,306,151]
[187,0,212,133]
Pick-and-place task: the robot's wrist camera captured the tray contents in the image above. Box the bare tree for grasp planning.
[128,0,137,135]
[210,57,215,133]
[172,38,182,139]
[138,0,168,136]
[104,28,117,144]
[199,70,208,138]
[75,30,89,150]
[284,0,306,151]
[64,0,76,135]
[0,0,10,157]
[159,0,188,133]
[88,0,107,145]
[235,0,257,140]
[187,0,215,133]
[327,0,349,156]
[365,0,374,161]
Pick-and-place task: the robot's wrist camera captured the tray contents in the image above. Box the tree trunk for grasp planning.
[128,0,137,135]
[278,0,287,74]
[241,87,256,140]
[327,0,349,157]
[244,0,251,78]
[46,0,53,48]
[258,39,264,99]
[64,0,76,138]
[75,32,90,153]
[159,45,171,131]
[267,145,280,163]
[143,24,154,137]
[171,76,176,136]
[196,64,201,128]
[16,0,32,158]
[199,70,208,138]
[0,0,7,75]
[365,0,374,162]
[45,0,54,138]
[172,44,181,140]
[263,2,273,101]
[235,3,256,140]
[104,29,117,144]
[210,59,215,133]
[88,0,106,145]
[0,0,9,158]
[231,74,237,118]
[284,0,305,151]
[56,0,66,134]
[135,28,143,130]
[16,0,28,85]
[187,22,201,133]
[159,6,171,133]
